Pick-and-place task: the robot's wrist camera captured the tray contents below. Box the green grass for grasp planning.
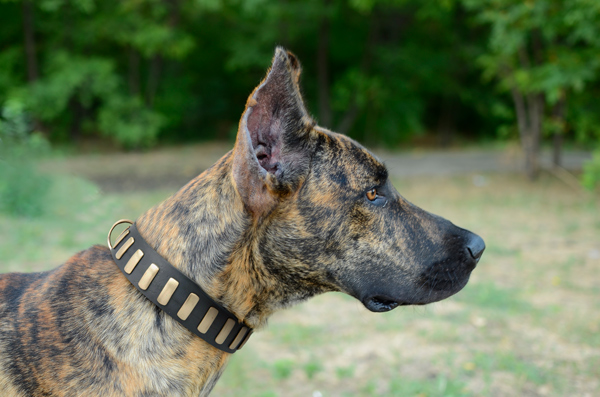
[335,364,355,379]
[272,359,295,380]
[304,359,324,380]
[0,173,171,272]
[388,375,470,397]
[2,149,599,396]
[455,281,532,313]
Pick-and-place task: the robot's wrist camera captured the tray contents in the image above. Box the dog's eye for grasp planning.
[366,187,387,207]
[366,188,377,201]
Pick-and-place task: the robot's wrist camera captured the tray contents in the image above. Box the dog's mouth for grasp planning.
[363,295,411,313]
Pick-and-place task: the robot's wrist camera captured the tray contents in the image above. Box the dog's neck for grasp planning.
[135,152,275,330]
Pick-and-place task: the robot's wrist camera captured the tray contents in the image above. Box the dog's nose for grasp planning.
[466,233,485,262]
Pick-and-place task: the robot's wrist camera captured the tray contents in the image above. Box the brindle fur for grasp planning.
[0,48,484,396]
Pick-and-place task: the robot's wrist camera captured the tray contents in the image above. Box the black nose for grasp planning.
[466,233,485,262]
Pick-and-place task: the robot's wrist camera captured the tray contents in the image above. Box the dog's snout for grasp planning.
[465,233,485,262]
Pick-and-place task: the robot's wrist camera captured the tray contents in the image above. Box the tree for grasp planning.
[0,0,597,159]
[463,0,600,180]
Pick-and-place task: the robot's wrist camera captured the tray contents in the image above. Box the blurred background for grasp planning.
[0,0,599,396]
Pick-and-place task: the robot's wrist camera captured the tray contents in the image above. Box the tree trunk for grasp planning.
[337,103,359,136]
[68,96,84,142]
[146,55,162,108]
[437,97,455,147]
[525,93,544,180]
[512,41,544,181]
[511,88,529,151]
[129,47,140,96]
[336,13,377,135]
[146,0,180,108]
[552,94,566,168]
[553,133,563,168]
[21,0,46,135]
[317,0,332,128]
[22,0,38,82]
[511,87,543,181]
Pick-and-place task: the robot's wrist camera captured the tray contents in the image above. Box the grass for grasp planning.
[388,375,469,397]
[335,365,355,379]
[0,178,172,272]
[454,281,532,314]
[1,146,599,396]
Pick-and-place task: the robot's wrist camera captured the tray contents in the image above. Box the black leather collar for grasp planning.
[108,220,252,354]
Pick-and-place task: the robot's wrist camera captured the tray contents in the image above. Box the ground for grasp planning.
[1,144,598,396]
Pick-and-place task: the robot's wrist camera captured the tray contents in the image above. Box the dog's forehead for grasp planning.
[312,128,388,189]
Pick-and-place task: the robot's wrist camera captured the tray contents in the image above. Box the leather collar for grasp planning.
[108,220,252,354]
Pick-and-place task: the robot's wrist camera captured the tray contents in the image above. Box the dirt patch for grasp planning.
[40,142,232,192]
[40,144,591,192]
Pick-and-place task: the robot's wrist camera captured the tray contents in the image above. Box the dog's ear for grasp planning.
[233,47,313,217]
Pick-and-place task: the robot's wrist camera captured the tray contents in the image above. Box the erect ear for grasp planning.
[232,47,314,217]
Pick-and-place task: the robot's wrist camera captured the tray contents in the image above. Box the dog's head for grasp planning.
[231,47,484,313]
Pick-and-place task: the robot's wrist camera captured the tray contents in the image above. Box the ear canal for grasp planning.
[232,47,314,217]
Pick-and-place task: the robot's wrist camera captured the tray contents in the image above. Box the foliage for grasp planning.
[0,0,503,148]
[0,99,52,217]
[462,0,600,181]
[582,149,600,191]
[98,95,165,148]
[465,0,600,100]
[0,0,599,184]
[0,99,104,219]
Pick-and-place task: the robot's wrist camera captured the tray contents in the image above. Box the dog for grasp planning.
[0,47,484,396]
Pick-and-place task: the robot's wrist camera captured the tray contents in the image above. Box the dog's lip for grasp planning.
[362,295,409,312]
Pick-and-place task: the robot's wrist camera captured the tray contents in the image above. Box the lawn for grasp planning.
[1,146,599,396]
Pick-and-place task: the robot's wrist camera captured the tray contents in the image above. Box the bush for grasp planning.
[99,95,165,149]
[0,100,53,217]
[24,52,165,149]
[582,149,600,191]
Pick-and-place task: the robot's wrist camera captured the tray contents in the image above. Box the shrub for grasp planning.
[24,52,165,149]
[99,95,165,149]
[0,100,52,217]
[582,149,600,191]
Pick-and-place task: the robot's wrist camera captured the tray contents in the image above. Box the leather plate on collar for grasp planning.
[108,221,252,354]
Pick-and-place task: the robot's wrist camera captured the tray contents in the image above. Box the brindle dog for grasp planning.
[0,48,484,396]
